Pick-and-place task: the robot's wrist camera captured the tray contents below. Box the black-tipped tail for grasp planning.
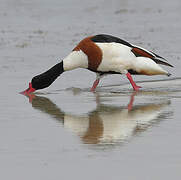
[31,61,64,90]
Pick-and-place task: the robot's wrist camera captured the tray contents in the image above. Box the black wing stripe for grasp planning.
[153,59,174,67]
[151,51,166,60]
[91,34,133,47]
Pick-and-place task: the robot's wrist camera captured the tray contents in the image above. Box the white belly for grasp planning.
[96,42,135,73]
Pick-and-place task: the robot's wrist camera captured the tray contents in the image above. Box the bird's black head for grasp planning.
[31,61,64,90]
[21,61,64,94]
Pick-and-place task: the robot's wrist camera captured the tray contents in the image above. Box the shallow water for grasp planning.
[0,0,181,179]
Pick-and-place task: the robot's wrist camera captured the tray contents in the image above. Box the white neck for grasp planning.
[63,50,88,71]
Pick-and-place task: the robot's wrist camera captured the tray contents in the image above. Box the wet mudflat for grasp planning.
[0,0,181,179]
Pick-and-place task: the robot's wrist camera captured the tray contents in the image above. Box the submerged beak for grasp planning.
[20,82,35,95]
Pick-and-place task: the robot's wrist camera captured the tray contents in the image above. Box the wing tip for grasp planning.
[154,58,174,68]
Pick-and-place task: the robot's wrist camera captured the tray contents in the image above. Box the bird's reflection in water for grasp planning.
[25,91,171,145]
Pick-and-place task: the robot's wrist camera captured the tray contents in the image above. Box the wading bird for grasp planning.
[21,34,173,94]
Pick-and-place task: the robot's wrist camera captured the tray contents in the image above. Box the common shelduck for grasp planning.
[21,34,173,94]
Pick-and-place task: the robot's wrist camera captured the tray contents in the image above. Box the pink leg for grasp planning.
[126,72,141,91]
[91,79,100,92]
